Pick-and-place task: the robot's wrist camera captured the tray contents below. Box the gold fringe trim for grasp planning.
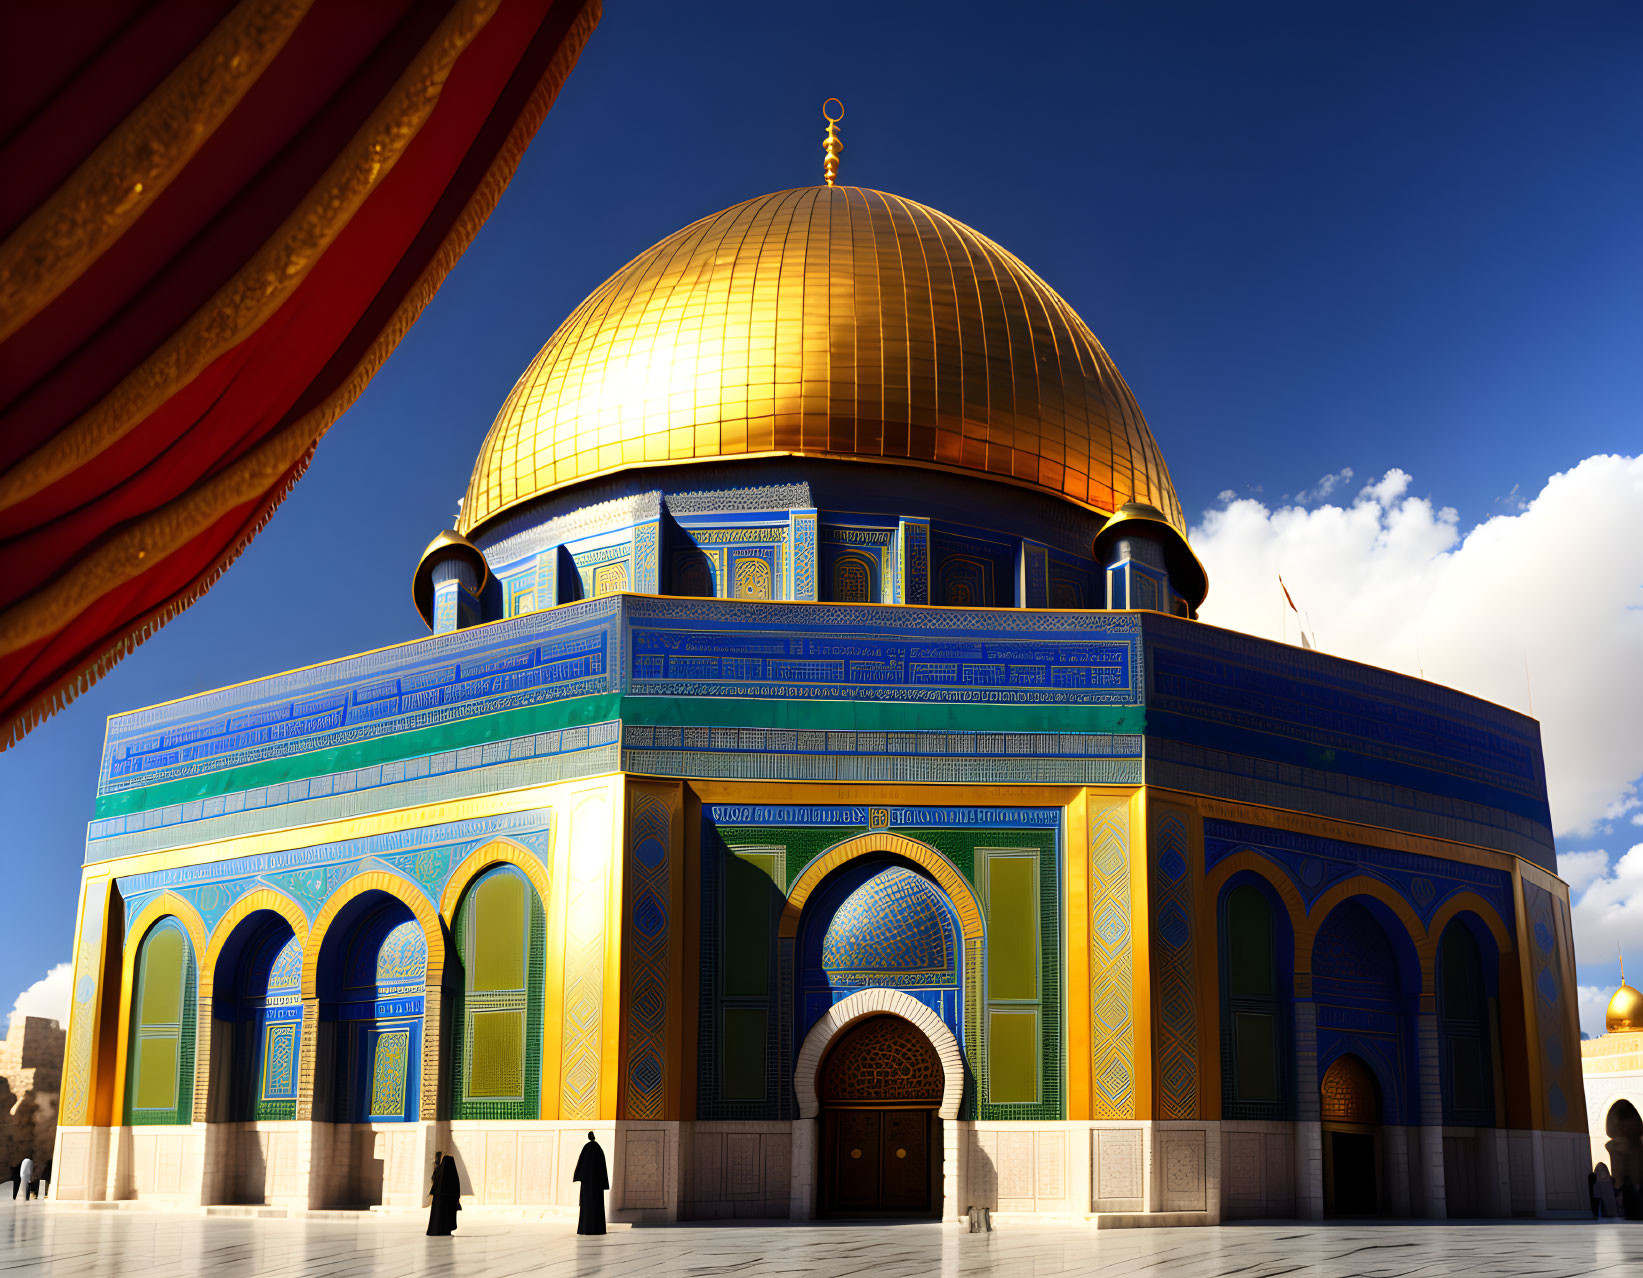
[0,0,503,514]
[0,0,602,751]
[0,0,315,343]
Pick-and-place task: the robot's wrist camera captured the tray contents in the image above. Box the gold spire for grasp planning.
[822,98,843,186]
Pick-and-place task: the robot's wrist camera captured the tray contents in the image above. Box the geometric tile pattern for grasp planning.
[59,880,107,1126]
[1151,806,1197,1120]
[261,1023,298,1101]
[624,785,674,1119]
[560,792,610,1120]
[821,867,956,983]
[369,1029,410,1118]
[1523,879,1578,1132]
[1087,796,1133,1119]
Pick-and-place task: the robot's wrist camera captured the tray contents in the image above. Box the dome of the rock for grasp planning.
[460,185,1183,536]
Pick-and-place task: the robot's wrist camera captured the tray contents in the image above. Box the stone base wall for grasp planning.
[1221,1121,1295,1218]
[46,1117,1592,1222]
[682,1121,790,1220]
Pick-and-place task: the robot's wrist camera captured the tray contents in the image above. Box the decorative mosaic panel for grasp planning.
[696,805,1063,1124]
[113,811,554,926]
[628,599,1140,705]
[1151,806,1198,1120]
[624,785,675,1119]
[369,1029,410,1118]
[262,1023,298,1100]
[560,789,611,1119]
[821,867,956,984]
[900,518,930,605]
[60,880,107,1126]
[789,509,818,601]
[1087,796,1134,1119]
[1523,879,1580,1131]
[99,597,620,799]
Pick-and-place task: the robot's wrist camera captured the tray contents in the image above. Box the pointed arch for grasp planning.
[114,894,207,1126]
[1299,876,1427,981]
[1200,849,1308,941]
[1421,891,1514,966]
[202,888,308,994]
[780,831,982,941]
[124,891,208,963]
[301,870,443,998]
[439,836,551,919]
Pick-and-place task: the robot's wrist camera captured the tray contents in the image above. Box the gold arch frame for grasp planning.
[1422,891,1515,965]
[439,836,551,918]
[300,870,444,998]
[779,831,983,941]
[201,888,309,996]
[112,893,209,1125]
[1299,875,1429,989]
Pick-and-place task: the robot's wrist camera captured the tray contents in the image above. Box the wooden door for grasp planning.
[879,1109,929,1211]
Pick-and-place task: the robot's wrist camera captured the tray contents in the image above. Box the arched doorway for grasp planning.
[1321,1053,1383,1216]
[1607,1099,1643,1215]
[315,893,426,1126]
[818,1015,943,1217]
[213,914,303,1123]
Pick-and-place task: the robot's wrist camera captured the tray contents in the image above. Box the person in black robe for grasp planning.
[426,1152,461,1236]
[572,1132,608,1235]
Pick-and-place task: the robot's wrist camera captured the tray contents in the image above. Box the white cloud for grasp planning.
[9,962,71,1026]
[1293,467,1356,505]
[1564,843,1643,967]
[1191,454,1643,836]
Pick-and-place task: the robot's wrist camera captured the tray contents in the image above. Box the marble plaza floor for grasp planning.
[3,1199,1641,1277]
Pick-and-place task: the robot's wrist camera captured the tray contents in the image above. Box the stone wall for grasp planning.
[0,1014,63,1174]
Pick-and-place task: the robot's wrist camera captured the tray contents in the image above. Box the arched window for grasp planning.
[734,556,772,600]
[127,918,196,1126]
[1436,920,1495,1124]
[831,554,873,603]
[1219,881,1290,1118]
[450,864,545,1118]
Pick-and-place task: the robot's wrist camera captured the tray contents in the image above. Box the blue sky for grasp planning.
[3,2,1639,1028]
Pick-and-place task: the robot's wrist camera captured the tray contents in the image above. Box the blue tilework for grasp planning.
[821,868,957,982]
[99,598,621,795]
[1144,613,1554,867]
[1203,818,1514,930]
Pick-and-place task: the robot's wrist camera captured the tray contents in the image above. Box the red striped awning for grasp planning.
[0,0,600,747]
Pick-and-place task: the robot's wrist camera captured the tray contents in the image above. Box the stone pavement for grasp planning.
[4,1198,1642,1276]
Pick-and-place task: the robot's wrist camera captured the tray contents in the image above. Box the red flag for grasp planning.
[1279,575,1300,614]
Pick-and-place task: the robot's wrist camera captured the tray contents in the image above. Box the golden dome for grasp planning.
[1608,983,1643,1034]
[460,185,1183,536]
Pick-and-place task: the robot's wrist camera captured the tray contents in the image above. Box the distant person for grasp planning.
[1594,1162,1620,1219]
[426,1152,460,1236]
[16,1158,31,1203]
[1622,1176,1641,1221]
[1589,1168,1601,1219]
[572,1132,608,1235]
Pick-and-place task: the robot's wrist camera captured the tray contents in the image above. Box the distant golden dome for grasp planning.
[460,185,1183,536]
[1608,983,1643,1034]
